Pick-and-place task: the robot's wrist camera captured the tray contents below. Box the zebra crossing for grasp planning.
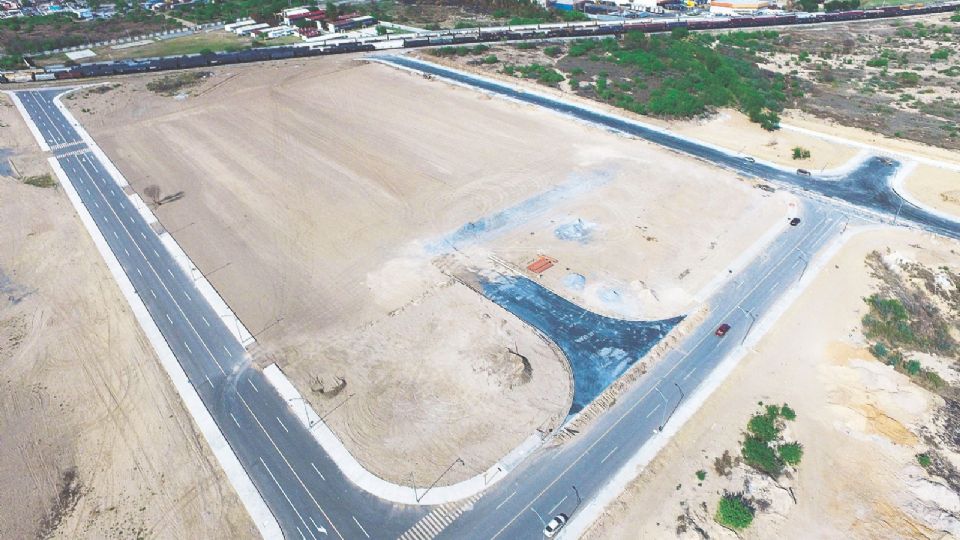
[398,494,481,540]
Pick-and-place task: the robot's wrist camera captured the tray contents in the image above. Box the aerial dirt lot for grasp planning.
[0,97,251,538]
[585,227,960,539]
[65,55,788,485]
[902,164,960,219]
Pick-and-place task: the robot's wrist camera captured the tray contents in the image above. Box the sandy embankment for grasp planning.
[585,228,960,539]
[901,164,960,220]
[65,56,789,486]
[0,96,251,538]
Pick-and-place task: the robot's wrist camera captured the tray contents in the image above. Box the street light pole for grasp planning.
[654,383,669,431]
[530,507,547,526]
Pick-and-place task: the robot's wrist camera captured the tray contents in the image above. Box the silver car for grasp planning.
[544,513,568,537]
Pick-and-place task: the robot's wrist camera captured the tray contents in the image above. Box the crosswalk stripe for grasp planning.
[397,493,485,540]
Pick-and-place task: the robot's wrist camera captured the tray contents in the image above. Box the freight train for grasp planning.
[3,2,958,83]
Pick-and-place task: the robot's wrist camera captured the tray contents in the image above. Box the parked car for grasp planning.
[715,323,731,337]
[743,156,756,163]
[544,514,568,538]
[790,217,801,226]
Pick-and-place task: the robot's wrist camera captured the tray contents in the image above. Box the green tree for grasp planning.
[325,0,339,20]
[716,494,754,530]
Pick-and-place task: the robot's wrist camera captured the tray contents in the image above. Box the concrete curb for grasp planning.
[263,363,542,505]
[372,56,878,181]
[49,86,255,348]
[5,91,50,152]
[558,224,877,540]
[44,155,282,539]
[889,160,960,226]
[780,122,960,173]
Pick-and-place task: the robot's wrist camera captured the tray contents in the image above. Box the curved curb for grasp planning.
[889,160,960,226]
[263,363,544,505]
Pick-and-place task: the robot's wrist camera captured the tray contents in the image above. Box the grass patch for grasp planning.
[503,63,564,86]
[22,173,57,188]
[145,71,211,96]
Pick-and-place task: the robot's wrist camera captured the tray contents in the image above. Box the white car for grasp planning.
[544,513,568,538]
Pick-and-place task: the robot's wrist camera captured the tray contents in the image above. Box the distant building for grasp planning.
[709,0,770,13]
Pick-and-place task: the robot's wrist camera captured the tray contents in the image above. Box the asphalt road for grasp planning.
[15,89,427,540]
[14,65,959,540]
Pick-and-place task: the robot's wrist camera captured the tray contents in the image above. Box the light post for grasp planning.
[795,250,809,280]
[654,382,669,431]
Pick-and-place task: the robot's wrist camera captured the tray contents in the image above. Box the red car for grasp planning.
[715,323,731,337]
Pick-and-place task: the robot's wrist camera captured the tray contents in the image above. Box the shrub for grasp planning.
[792,146,811,160]
[748,413,779,442]
[931,48,952,61]
[696,470,707,481]
[897,71,921,87]
[482,55,499,64]
[544,45,563,57]
[779,442,804,465]
[780,404,796,421]
[870,342,888,359]
[866,57,888,68]
[716,494,754,530]
[742,436,783,476]
[917,453,932,467]
[714,450,734,476]
[905,359,922,375]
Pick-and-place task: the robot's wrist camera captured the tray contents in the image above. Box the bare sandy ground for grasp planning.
[585,228,960,539]
[902,164,960,219]
[65,55,788,485]
[0,96,252,538]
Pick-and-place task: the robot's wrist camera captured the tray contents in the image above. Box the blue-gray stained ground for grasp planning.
[480,274,682,414]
